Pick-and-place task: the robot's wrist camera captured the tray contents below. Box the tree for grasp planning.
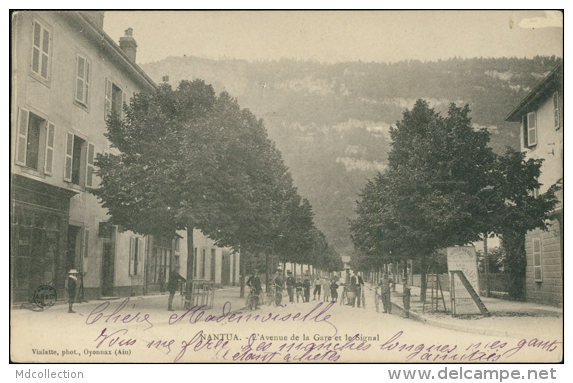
[489,148,559,299]
[93,79,309,300]
[351,100,559,302]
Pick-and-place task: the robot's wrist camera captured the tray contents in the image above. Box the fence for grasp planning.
[408,273,510,298]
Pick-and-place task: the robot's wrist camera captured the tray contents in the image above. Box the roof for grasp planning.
[505,63,563,122]
[62,11,157,92]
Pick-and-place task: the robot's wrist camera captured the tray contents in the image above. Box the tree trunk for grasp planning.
[239,245,245,298]
[420,256,428,302]
[184,227,195,309]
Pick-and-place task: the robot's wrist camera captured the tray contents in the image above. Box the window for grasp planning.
[31,19,52,82]
[16,108,55,174]
[532,237,542,282]
[523,112,537,148]
[554,92,561,129]
[64,133,89,186]
[130,237,143,276]
[75,54,91,107]
[105,79,126,118]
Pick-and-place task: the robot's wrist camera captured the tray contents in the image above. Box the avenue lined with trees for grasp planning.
[92,79,343,298]
[350,100,560,301]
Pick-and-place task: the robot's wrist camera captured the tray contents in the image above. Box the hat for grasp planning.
[68,269,79,274]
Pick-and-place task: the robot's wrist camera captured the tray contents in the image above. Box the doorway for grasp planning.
[101,241,115,296]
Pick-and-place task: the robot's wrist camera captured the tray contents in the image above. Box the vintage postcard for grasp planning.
[10,10,563,366]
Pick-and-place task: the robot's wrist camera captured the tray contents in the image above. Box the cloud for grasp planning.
[519,11,563,29]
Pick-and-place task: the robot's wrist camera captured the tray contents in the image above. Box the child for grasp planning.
[330,278,339,303]
[322,277,331,302]
[296,277,304,303]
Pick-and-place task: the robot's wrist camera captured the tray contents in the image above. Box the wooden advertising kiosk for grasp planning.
[447,247,490,317]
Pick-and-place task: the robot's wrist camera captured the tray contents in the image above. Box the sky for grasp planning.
[103,10,563,65]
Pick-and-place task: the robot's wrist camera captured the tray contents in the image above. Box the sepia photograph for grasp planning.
[9,9,564,371]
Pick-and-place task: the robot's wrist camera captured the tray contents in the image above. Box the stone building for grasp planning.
[11,11,239,303]
[505,63,563,306]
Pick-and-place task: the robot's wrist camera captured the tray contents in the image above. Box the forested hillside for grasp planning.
[141,56,562,254]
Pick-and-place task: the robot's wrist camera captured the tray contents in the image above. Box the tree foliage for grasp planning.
[350,100,559,299]
[93,79,340,274]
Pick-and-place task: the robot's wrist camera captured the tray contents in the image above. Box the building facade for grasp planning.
[11,11,239,304]
[505,64,563,307]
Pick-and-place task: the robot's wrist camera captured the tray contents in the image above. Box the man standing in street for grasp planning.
[313,276,322,301]
[354,271,365,308]
[247,269,262,309]
[303,274,311,302]
[66,269,79,313]
[286,270,295,303]
[167,268,186,311]
[380,272,394,313]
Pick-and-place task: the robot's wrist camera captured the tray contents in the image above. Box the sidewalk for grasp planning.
[386,284,563,339]
[13,286,248,315]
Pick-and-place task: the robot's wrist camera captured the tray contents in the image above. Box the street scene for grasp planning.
[10,10,563,366]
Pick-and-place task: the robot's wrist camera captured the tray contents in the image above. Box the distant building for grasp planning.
[11,11,238,303]
[505,63,563,307]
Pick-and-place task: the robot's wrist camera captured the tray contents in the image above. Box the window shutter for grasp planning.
[105,79,112,118]
[554,93,560,129]
[129,237,135,276]
[41,28,50,79]
[76,56,85,102]
[16,108,29,165]
[84,229,90,258]
[85,61,90,105]
[527,112,537,147]
[86,143,95,187]
[121,91,127,118]
[64,132,73,182]
[533,237,542,282]
[138,238,144,276]
[32,21,41,74]
[44,121,55,175]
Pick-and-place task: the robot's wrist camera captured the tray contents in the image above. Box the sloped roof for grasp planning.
[505,63,563,122]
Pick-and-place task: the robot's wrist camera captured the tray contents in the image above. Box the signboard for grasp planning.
[447,246,480,314]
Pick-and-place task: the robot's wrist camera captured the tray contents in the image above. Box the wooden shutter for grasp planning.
[84,229,90,258]
[122,91,127,118]
[138,238,144,276]
[554,93,560,129]
[85,61,90,105]
[86,143,95,187]
[533,238,542,282]
[129,237,136,276]
[64,132,73,182]
[105,79,112,118]
[527,112,537,147]
[16,108,29,165]
[44,121,55,174]
[76,55,85,102]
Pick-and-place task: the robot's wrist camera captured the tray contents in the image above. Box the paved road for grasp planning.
[11,287,562,363]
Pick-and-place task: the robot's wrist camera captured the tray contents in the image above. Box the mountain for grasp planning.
[141,55,562,255]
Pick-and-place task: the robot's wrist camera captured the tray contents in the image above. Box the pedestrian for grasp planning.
[330,278,339,303]
[286,270,295,303]
[295,277,304,303]
[66,269,79,313]
[356,272,364,308]
[167,268,186,311]
[303,275,311,302]
[380,272,394,314]
[313,276,322,301]
[246,269,262,309]
[402,278,411,318]
[322,277,331,302]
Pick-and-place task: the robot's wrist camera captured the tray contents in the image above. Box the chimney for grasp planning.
[119,28,137,63]
[162,75,169,84]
